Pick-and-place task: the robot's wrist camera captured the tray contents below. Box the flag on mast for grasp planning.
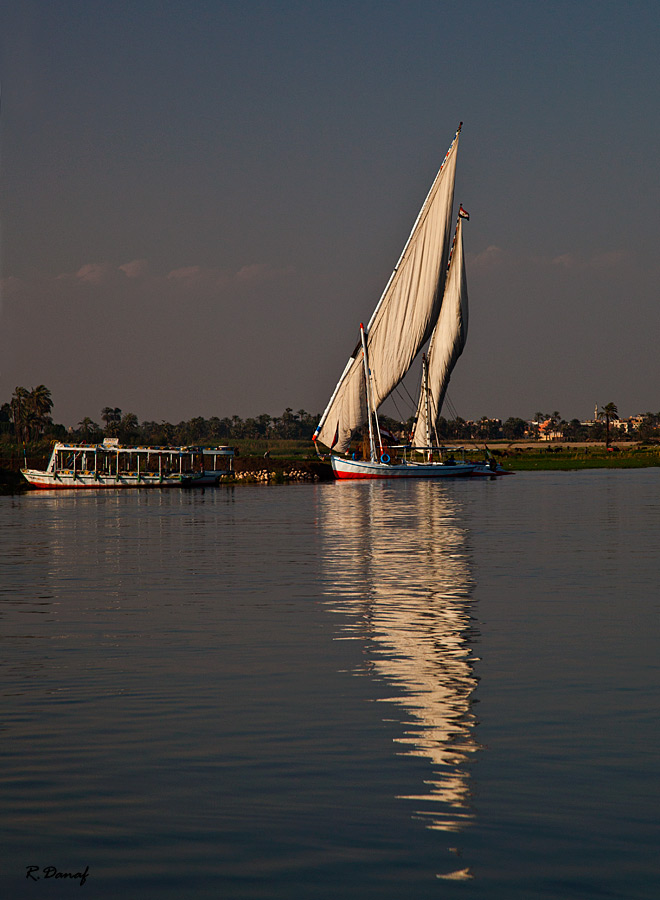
[459,204,470,219]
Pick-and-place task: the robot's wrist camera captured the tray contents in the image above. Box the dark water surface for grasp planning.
[1,471,659,898]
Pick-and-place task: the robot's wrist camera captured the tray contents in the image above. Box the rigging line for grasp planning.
[444,392,459,420]
[389,392,405,422]
[398,378,418,408]
[389,388,415,424]
[389,383,415,419]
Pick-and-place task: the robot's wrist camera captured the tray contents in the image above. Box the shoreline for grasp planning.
[481,440,660,471]
[3,443,660,492]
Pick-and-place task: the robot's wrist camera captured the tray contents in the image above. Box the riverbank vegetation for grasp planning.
[3,384,660,490]
[499,444,660,471]
[4,385,660,447]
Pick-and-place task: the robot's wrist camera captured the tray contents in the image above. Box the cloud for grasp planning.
[1,260,300,314]
[589,251,629,270]
[6,259,298,293]
[119,259,150,279]
[551,251,630,270]
[75,262,112,284]
[468,245,505,269]
[235,263,295,284]
[166,265,206,282]
[164,265,232,293]
[468,245,632,274]
[161,262,297,293]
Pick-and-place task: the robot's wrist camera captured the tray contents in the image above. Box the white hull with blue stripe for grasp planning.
[332,455,475,480]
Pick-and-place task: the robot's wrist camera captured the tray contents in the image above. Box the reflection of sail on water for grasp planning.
[318,480,480,833]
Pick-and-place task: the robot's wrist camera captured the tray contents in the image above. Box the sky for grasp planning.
[1,0,659,428]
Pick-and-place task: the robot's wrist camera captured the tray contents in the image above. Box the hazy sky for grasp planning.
[1,0,659,427]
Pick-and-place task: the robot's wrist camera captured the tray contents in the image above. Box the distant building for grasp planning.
[537,418,562,441]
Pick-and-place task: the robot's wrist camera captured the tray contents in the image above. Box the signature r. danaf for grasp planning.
[26,865,89,886]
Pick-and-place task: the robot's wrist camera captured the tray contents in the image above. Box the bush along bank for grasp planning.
[228,458,333,483]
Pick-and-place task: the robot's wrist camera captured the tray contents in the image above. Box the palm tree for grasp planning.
[29,385,53,438]
[30,384,53,418]
[11,388,40,440]
[78,417,100,441]
[118,412,139,443]
[599,402,619,449]
[101,407,122,436]
[9,387,28,442]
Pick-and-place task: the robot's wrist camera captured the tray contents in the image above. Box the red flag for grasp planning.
[459,205,470,220]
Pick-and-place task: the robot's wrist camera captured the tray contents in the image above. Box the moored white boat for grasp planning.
[332,455,475,480]
[469,460,509,477]
[21,440,235,489]
[464,448,511,477]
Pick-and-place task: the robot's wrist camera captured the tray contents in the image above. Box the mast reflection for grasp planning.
[318,480,480,834]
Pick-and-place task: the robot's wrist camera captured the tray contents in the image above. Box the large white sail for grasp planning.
[313,126,461,454]
[411,216,468,448]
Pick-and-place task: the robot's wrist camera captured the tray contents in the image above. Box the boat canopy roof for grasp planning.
[51,442,234,455]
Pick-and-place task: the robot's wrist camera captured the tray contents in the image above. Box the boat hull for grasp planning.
[331,456,476,480]
[20,470,201,489]
[470,463,510,477]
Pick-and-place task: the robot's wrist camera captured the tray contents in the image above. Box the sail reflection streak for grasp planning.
[318,480,480,833]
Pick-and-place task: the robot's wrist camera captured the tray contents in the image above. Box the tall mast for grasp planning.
[422,353,431,460]
[360,323,377,462]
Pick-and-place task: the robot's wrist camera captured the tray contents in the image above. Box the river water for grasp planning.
[1,470,659,899]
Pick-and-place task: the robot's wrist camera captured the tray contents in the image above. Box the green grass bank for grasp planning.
[494,444,660,471]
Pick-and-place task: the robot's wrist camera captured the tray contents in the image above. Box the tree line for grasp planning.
[3,386,660,447]
[0,388,322,445]
[91,407,322,444]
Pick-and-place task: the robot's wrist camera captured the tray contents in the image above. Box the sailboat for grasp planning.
[313,123,478,480]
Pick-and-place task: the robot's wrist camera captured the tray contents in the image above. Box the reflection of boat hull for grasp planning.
[332,456,475,480]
